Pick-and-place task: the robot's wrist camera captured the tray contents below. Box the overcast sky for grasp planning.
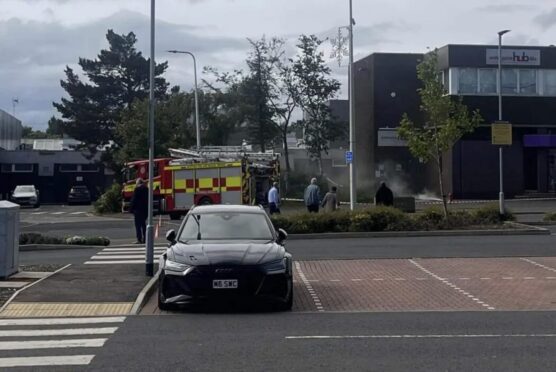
[1,0,555,129]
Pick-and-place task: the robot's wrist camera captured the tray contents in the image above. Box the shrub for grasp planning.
[414,207,445,230]
[19,233,64,245]
[65,236,110,246]
[472,204,515,224]
[349,207,409,232]
[94,183,122,214]
[544,212,556,222]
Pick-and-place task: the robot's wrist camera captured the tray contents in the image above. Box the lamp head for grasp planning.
[498,30,511,36]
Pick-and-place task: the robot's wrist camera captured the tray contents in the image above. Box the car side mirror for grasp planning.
[277,228,288,243]
[166,230,176,244]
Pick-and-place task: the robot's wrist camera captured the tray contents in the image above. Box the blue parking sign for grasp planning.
[345,151,353,164]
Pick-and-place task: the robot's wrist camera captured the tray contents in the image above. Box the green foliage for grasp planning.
[20,233,64,245]
[543,212,556,222]
[53,29,169,148]
[94,183,123,214]
[291,35,342,173]
[398,49,483,217]
[271,205,514,234]
[115,89,196,162]
[19,233,109,246]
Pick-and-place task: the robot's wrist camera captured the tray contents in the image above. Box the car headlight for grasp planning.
[264,258,287,274]
[164,259,191,272]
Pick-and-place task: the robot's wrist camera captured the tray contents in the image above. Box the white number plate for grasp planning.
[213,279,238,289]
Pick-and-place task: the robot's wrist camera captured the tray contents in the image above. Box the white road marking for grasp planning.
[11,271,50,279]
[0,355,95,368]
[394,278,406,281]
[547,277,556,280]
[0,317,126,326]
[415,278,427,281]
[0,327,118,337]
[458,278,470,280]
[0,338,107,350]
[502,277,513,280]
[31,212,47,215]
[480,278,491,280]
[85,260,145,264]
[96,250,165,255]
[101,247,167,252]
[351,279,363,282]
[285,334,556,340]
[523,277,535,280]
[330,279,341,282]
[409,259,495,310]
[0,282,28,289]
[295,262,324,312]
[521,258,556,273]
[70,212,86,215]
[51,212,65,215]
[307,280,320,282]
[91,255,152,260]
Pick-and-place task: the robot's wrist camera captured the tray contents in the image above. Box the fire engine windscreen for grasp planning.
[179,213,274,241]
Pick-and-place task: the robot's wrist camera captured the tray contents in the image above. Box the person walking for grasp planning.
[304,178,321,213]
[375,181,394,206]
[268,182,281,215]
[321,186,340,212]
[130,178,148,244]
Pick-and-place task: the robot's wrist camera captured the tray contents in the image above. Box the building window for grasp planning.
[458,68,477,94]
[1,164,12,173]
[501,69,518,94]
[519,69,537,94]
[13,164,33,172]
[80,164,99,172]
[59,164,78,172]
[543,70,556,96]
[478,69,497,93]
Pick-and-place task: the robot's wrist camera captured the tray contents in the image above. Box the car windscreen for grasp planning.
[179,212,274,241]
[14,186,34,193]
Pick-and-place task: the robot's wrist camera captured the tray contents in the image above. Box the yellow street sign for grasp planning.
[491,122,512,145]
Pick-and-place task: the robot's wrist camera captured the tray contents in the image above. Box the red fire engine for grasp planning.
[122,147,280,219]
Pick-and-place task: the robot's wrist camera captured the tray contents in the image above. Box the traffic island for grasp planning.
[0,264,152,317]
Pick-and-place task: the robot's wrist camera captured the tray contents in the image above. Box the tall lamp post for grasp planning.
[348,0,356,210]
[497,29,510,215]
[168,50,201,150]
[145,0,156,277]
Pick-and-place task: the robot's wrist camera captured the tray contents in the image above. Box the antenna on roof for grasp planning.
[11,98,19,116]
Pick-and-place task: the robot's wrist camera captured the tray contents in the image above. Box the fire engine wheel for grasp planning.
[198,197,213,205]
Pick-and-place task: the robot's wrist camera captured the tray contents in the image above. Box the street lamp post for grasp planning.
[146,0,156,277]
[497,29,510,215]
[348,0,356,210]
[168,50,201,150]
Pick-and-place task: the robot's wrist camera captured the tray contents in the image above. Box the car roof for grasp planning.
[15,185,35,188]
[190,204,265,214]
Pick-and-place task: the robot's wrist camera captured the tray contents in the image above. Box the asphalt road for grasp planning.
[84,311,556,372]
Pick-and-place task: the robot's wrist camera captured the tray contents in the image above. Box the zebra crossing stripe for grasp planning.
[31,212,47,215]
[91,255,153,260]
[51,212,65,215]
[0,355,95,368]
[85,260,145,264]
[96,250,165,255]
[0,317,126,326]
[102,247,166,251]
[0,327,118,337]
[0,338,107,350]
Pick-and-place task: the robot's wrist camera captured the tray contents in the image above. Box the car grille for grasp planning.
[187,266,265,296]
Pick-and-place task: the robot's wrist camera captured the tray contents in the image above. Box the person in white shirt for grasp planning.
[267,182,281,215]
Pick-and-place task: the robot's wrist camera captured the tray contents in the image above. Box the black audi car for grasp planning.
[159,205,293,311]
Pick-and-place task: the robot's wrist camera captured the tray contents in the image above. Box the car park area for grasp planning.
[142,256,556,314]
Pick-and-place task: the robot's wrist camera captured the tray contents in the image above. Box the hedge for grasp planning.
[94,183,123,214]
[20,233,110,246]
[271,204,514,234]
[544,212,556,222]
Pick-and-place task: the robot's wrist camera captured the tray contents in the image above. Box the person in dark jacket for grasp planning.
[130,178,149,244]
[375,181,394,206]
[304,178,321,213]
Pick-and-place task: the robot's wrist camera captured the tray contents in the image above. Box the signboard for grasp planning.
[345,151,353,164]
[491,121,512,145]
[377,128,407,147]
[486,49,540,66]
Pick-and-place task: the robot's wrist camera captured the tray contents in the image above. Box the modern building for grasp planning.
[354,45,556,198]
[0,110,22,151]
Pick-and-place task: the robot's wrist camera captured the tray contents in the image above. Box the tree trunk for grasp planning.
[282,131,291,196]
[437,153,449,218]
[317,155,324,176]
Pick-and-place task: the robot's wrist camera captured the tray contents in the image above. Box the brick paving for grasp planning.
[293,258,556,313]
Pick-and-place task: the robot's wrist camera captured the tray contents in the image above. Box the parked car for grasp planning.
[11,185,40,208]
[158,205,293,311]
[67,185,91,205]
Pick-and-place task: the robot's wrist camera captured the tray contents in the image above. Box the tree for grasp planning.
[115,88,196,163]
[397,50,482,218]
[291,35,342,175]
[46,116,65,137]
[53,29,169,148]
[21,126,48,139]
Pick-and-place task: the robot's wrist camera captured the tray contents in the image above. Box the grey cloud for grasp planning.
[475,4,537,13]
[535,8,556,30]
[0,10,248,127]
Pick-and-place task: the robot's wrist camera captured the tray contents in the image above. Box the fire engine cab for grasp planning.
[122,147,280,219]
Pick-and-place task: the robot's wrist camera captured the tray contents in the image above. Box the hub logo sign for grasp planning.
[486,49,541,66]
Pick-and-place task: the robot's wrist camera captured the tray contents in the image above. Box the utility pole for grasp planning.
[348,0,356,210]
[497,29,510,216]
[146,0,156,277]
